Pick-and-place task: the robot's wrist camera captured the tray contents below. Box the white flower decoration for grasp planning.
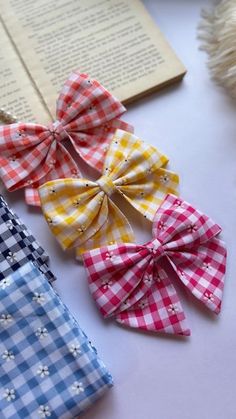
[49,187,56,194]
[0,313,13,325]
[0,277,11,290]
[204,292,214,302]
[101,278,113,290]
[32,293,45,304]
[188,224,198,233]
[105,251,119,262]
[38,405,51,418]
[71,381,84,395]
[168,304,179,315]
[48,159,56,168]
[37,365,50,378]
[10,155,17,163]
[2,350,15,362]
[144,274,153,285]
[46,217,56,226]
[35,327,48,339]
[71,168,79,178]
[138,299,148,309]
[178,270,185,278]
[174,199,183,207]
[203,262,212,271]
[104,167,112,174]
[73,199,80,207]
[78,225,86,233]
[160,174,169,184]
[69,343,81,358]
[6,252,17,264]
[3,388,16,402]
[6,220,14,230]
[121,299,131,309]
[158,220,166,230]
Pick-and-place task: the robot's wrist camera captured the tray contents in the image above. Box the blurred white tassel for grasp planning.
[198,0,236,98]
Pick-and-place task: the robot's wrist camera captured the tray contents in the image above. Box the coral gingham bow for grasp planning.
[39,130,179,256]
[82,194,227,336]
[0,71,133,206]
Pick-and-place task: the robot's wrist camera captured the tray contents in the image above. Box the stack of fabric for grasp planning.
[0,71,227,417]
[0,196,112,418]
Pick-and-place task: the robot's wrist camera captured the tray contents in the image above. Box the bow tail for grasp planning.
[76,200,135,258]
[116,265,190,336]
[168,237,227,314]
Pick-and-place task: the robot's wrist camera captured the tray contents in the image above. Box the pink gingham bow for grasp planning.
[0,71,133,206]
[83,194,227,336]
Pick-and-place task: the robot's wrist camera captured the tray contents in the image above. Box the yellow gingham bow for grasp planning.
[39,130,179,256]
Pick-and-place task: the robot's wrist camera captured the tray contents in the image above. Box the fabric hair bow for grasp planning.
[39,130,179,256]
[0,71,133,206]
[82,194,227,336]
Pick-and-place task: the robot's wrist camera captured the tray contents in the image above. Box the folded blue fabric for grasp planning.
[0,195,55,283]
[0,262,113,418]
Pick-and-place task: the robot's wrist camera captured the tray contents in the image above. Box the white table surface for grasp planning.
[2,1,236,418]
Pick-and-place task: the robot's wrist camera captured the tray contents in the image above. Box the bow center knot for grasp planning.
[147,238,165,260]
[96,175,116,197]
[47,121,68,142]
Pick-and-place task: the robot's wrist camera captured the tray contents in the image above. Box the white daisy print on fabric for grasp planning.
[69,343,82,358]
[0,277,11,290]
[105,251,119,262]
[6,220,14,230]
[3,388,16,402]
[204,292,215,302]
[188,223,198,233]
[0,313,13,325]
[101,278,113,290]
[203,262,212,271]
[138,299,148,309]
[35,327,48,339]
[168,304,179,315]
[38,405,51,418]
[2,350,15,362]
[71,381,84,395]
[144,274,153,285]
[6,252,17,264]
[37,365,50,378]
[159,174,170,184]
[32,293,45,304]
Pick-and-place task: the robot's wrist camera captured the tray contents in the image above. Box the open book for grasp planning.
[0,0,186,124]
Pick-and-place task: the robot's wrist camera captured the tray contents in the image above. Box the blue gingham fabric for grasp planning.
[0,195,55,283]
[0,262,113,418]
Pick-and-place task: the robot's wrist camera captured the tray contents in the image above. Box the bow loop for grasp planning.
[39,131,179,255]
[152,195,222,251]
[0,71,133,206]
[82,194,227,336]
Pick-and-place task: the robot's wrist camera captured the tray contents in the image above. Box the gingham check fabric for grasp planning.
[39,130,179,256]
[0,71,133,206]
[0,195,55,283]
[82,194,227,336]
[0,262,113,418]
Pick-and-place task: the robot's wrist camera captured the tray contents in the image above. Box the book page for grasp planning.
[0,19,51,123]
[0,0,186,116]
